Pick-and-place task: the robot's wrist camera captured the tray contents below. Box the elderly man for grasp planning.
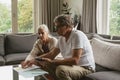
[22,14,95,80]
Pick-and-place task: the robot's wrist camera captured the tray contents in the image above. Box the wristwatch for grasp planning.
[35,57,43,61]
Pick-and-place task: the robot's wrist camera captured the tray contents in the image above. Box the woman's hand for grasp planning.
[21,59,36,68]
[21,60,31,68]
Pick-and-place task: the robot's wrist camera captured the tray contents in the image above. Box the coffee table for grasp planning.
[0,65,48,80]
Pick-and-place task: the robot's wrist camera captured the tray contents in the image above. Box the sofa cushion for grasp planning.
[95,64,111,72]
[5,52,29,65]
[91,38,120,71]
[5,34,37,54]
[85,33,94,39]
[0,56,5,66]
[85,71,120,80]
[98,34,111,39]
[112,35,120,40]
[93,34,120,44]
[0,35,5,56]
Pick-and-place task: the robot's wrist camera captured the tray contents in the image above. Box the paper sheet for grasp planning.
[13,65,39,73]
[13,65,48,78]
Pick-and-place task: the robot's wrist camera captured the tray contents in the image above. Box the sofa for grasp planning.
[0,32,120,80]
[81,34,120,80]
[0,32,59,66]
[0,33,38,65]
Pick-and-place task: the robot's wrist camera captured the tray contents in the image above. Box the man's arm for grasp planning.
[51,48,82,66]
[38,47,60,60]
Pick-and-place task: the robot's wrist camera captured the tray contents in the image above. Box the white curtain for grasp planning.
[97,0,110,34]
[34,0,63,32]
[80,0,97,33]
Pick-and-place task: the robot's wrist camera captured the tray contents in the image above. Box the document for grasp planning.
[13,65,48,78]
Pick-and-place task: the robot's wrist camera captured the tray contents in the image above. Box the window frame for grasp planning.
[11,0,18,33]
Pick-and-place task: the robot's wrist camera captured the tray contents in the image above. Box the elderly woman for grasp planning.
[21,24,57,68]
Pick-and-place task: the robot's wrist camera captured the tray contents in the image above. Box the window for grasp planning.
[97,0,120,36]
[18,0,33,33]
[0,0,33,33]
[0,0,12,33]
[109,0,120,36]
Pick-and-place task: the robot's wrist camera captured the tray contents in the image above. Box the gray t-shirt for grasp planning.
[56,29,95,70]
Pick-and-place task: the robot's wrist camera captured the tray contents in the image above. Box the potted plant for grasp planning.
[62,2,72,15]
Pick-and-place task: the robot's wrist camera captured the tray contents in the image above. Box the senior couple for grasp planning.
[21,14,95,80]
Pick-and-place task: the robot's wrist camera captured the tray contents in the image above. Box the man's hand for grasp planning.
[42,58,52,62]
[34,58,53,69]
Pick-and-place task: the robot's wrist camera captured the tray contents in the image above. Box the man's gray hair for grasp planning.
[54,14,73,28]
[37,24,50,34]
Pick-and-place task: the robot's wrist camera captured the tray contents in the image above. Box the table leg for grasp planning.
[34,75,48,80]
[13,69,19,80]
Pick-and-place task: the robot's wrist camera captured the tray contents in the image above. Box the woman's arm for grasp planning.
[25,40,41,61]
